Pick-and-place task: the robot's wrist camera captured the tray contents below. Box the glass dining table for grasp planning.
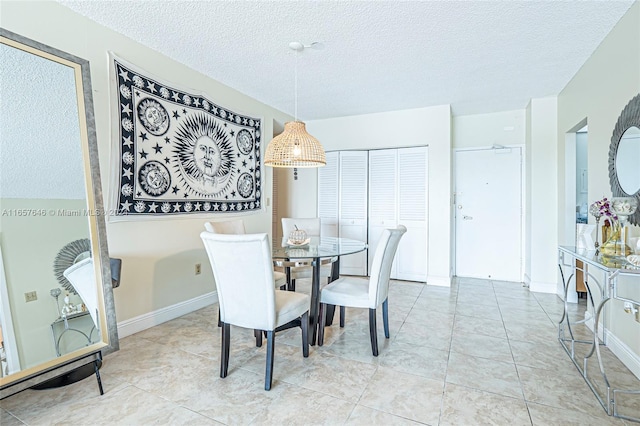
[272,236,367,345]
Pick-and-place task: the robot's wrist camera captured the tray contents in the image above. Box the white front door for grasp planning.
[455,147,522,282]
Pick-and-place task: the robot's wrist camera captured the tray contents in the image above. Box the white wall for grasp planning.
[0,199,88,369]
[524,105,533,287]
[305,105,453,286]
[1,1,293,325]
[452,110,526,149]
[273,165,319,241]
[557,2,639,358]
[528,97,559,294]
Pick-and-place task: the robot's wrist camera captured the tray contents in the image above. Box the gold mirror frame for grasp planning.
[608,93,640,226]
[0,29,118,397]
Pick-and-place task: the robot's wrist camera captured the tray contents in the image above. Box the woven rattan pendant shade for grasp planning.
[264,121,326,168]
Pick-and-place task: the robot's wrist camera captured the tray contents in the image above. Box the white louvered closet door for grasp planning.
[339,151,368,275]
[396,147,428,281]
[318,151,339,237]
[368,149,398,276]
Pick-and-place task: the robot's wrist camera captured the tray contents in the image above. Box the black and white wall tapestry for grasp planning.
[109,54,262,219]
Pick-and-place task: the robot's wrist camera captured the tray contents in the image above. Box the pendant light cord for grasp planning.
[293,49,299,178]
[294,49,298,122]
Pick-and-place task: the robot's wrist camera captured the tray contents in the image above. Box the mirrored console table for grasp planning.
[51,311,98,357]
[557,246,640,422]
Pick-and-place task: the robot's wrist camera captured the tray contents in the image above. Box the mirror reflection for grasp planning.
[615,126,640,195]
[0,41,98,376]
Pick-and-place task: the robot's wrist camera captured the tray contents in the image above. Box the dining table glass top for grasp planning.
[272,236,367,260]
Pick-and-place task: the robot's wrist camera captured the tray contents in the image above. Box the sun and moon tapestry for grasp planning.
[110,55,262,220]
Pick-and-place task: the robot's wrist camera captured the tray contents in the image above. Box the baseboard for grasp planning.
[529,280,557,294]
[584,311,640,380]
[427,275,452,287]
[523,273,532,288]
[117,291,218,338]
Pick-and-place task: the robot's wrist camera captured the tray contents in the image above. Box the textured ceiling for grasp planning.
[58,0,635,119]
[0,43,85,199]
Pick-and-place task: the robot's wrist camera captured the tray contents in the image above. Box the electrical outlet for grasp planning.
[25,291,37,302]
[195,263,202,275]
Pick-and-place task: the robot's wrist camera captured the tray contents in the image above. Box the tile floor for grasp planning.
[1,277,639,425]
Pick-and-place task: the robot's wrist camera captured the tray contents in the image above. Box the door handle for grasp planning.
[463,215,473,220]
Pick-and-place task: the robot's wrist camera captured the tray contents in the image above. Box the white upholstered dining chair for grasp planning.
[200,232,309,390]
[63,258,99,329]
[317,225,406,356]
[205,220,288,327]
[204,219,246,235]
[205,219,287,288]
[281,217,333,291]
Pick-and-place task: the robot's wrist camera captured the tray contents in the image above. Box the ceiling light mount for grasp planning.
[288,41,324,52]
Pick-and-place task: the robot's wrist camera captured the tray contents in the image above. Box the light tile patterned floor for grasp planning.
[2,277,638,425]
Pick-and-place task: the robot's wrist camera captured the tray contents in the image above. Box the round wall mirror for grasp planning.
[609,93,640,226]
[615,126,640,195]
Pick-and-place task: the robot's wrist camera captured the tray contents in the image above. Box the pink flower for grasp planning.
[590,197,618,221]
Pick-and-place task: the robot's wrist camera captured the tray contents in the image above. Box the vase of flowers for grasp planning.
[599,197,638,259]
[589,197,617,253]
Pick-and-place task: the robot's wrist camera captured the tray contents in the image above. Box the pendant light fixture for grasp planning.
[264,42,326,169]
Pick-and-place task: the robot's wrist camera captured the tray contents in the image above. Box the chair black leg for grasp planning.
[382,298,390,339]
[265,330,275,390]
[290,279,296,292]
[301,311,309,357]
[254,329,263,347]
[217,307,222,327]
[318,304,326,346]
[340,306,345,327]
[325,304,336,326]
[221,323,230,378]
[369,308,379,357]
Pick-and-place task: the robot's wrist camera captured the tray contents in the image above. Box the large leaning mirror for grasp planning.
[609,93,640,226]
[0,29,118,397]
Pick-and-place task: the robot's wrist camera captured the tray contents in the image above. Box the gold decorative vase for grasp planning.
[600,222,630,257]
[600,197,639,261]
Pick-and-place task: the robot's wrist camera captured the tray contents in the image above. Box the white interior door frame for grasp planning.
[453,145,525,282]
[561,118,587,302]
[564,133,578,249]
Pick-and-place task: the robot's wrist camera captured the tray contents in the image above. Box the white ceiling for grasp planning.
[58,0,635,120]
[0,43,85,199]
